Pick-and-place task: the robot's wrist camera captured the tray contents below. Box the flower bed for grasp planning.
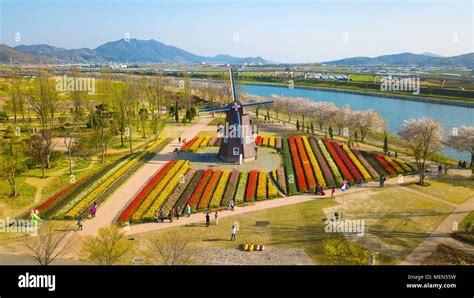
[36,176,87,216]
[143,160,190,220]
[276,167,287,194]
[309,137,336,187]
[288,136,308,192]
[383,156,405,173]
[175,170,204,211]
[361,151,390,176]
[200,136,212,147]
[394,158,414,172]
[117,159,178,223]
[256,135,262,146]
[342,145,372,181]
[331,141,363,182]
[269,137,275,148]
[323,140,355,182]
[317,139,344,185]
[159,168,196,217]
[197,170,222,210]
[208,136,218,146]
[295,136,316,190]
[130,160,184,222]
[282,138,297,195]
[267,174,278,198]
[221,169,239,206]
[350,148,379,179]
[188,136,205,152]
[256,171,267,200]
[262,136,269,146]
[234,172,248,204]
[373,152,397,175]
[245,170,258,202]
[302,136,326,186]
[209,170,231,208]
[182,137,198,151]
[188,168,213,210]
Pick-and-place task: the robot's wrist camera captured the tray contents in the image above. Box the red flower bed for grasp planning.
[331,141,363,181]
[289,136,308,192]
[245,170,258,202]
[188,169,213,210]
[256,136,262,146]
[295,136,316,190]
[197,170,222,209]
[182,137,198,151]
[118,160,176,223]
[37,176,87,213]
[324,140,355,182]
[373,153,397,175]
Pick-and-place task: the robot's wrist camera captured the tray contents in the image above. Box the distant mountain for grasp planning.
[421,52,444,58]
[0,44,55,64]
[2,38,267,65]
[324,52,474,68]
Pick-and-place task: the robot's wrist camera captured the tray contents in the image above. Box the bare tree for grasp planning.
[145,233,195,265]
[447,125,474,176]
[399,117,444,185]
[16,222,74,265]
[80,225,133,265]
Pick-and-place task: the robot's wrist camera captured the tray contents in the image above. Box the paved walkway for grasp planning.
[401,195,474,265]
[79,116,213,236]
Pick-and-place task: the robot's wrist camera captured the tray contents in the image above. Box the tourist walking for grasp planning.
[331,187,336,199]
[230,200,234,211]
[186,204,191,217]
[357,180,362,187]
[178,137,181,144]
[168,210,174,223]
[231,225,237,241]
[159,209,164,222]
[205,212,210,227]
[379,176,385,187]
[175,206,180,220]
[90,202,97,218]
[77,217,83,231]
[214,211,219,225]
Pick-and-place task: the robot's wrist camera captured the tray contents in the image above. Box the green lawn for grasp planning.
[0,176,36,219]
[406,174,474,205]
[133,186,454,265]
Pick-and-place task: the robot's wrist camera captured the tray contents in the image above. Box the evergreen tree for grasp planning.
[311,122,314,134]
[174,101,179,123]
[329,126,334,139]
[296,119,300,131]
[383,133,388,153]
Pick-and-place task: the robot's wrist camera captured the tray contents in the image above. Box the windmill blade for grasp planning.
[199,106,231,114]
[229,68,238,104]
[241,100,274,108]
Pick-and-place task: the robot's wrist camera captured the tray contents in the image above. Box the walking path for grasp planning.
[79,116,213,236]
[401,196,474,265]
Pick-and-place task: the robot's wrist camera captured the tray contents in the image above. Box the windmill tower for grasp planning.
[200,68,273,163]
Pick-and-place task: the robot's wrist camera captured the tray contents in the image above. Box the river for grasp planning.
[243,84,474,161]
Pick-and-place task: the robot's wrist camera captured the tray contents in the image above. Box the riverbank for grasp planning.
[240,81,474,108]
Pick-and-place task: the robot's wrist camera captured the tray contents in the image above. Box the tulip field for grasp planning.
[29,132,416,225]
[28,138,172,220]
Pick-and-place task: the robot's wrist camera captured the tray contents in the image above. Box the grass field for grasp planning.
[132,186,454,265]
[406,174,474,205]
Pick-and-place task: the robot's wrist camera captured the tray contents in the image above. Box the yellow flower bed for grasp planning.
[394,158,412,172]
[144,160,190,219]
[209,170,231,208]
[262,136,269,146]
[269,137,275,148]
[267,174,278,198]
[384,156,404,173]
[64,138,167,218]
[132,160,186,222]
[200,136,212,147]
[257,171,267,200]
[302,136,326,186]
[271,169,277,182]
[342,145,372,180]
[189,136,204,152]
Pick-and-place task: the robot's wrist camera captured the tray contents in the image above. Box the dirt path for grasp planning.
[79,116,213,236]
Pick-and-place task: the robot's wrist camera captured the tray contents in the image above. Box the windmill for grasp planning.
[200,68,273,163]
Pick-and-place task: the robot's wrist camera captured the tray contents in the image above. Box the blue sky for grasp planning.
[1,0,472,63]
